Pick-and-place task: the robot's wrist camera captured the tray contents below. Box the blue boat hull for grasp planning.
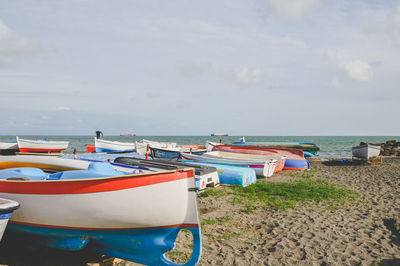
[5,223,201,266]
[284,159,310,170]
[95,147,135,153]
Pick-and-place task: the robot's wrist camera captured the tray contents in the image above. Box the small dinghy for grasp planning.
[0,156,202,265]
[352,143,381,160]
[181,151,277,178]
[149,146,207,160]
[0,198,19,241]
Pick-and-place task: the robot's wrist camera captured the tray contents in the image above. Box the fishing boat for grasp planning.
[135,139,177,155]
[149,146,207,160]
[0,141,19,155]
[114,157,220,190]
[210,144,309,170]
[16,137,69,153]
[352,143,381,160]
[120,133,135,137]
[0,156,202,265]
[210,133,228,136]
[0,198,19,241]
[181,151,277,178]
[232,140,320,155]
[94,138,136,153]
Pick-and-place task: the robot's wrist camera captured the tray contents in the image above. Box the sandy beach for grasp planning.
[1,158,400,265]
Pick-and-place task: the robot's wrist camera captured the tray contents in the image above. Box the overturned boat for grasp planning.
[0,156,202,265]
[352,143,381,160]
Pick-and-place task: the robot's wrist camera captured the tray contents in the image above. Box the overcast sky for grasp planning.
[0,0,399,135]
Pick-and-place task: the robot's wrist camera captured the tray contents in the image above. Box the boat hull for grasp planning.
[0,157,202,265]
[0,198,19,241]
[94,138,135,153]
[352,144,381,160]
[212,145,309,171]
[232,141,319,154]
[16,137,69,153]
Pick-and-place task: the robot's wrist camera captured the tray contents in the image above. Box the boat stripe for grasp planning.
[9,220,200,230]
[0,170,193,194]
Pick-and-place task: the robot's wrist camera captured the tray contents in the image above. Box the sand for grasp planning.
[1,158,400,265]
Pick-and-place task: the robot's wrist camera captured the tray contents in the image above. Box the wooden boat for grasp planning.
[232,141,320,155]
[181,160,256,187]
[210,144,309,170]
[135,139,177,155]
[16,137,69,153]
[0,141,19,155]
[0,198,19,241]
[114,157,220,190]
[94,138,135,153]
[0,156,202,265]
[352,143,381,160]
[181,151,277,178]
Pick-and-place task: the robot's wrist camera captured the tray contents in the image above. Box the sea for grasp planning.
[2,136,400,159]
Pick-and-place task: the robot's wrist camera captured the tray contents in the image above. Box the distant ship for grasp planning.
[210,133,228,136]
[120,133,136,137]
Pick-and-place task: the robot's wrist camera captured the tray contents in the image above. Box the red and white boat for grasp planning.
[0,156,202,265]
[16,136,69,153]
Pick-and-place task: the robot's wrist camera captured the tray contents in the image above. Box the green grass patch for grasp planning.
[289,169,317,179]
[198,187,229,198]
[230,179,359,210]
[201,218,217,226]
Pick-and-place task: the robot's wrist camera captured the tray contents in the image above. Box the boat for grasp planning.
[210,133,228,136]
[210,144,309,170]
[0,156,202,265]
[0,141,19,155]
[232,140,320,155]
[149,146,207,160]
[16,136,69,153]
[352,143,381,160]
[94,138,136,153]
[120,133,136,137]
[181,160,256,187]
[85,144,95,153]
[181,151,277,178]
[135,139,177,155]
[114,157,220,191]
[0,198,19,241]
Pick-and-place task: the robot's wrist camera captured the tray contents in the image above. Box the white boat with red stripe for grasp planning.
[16,137,69,153]
[0,156,202,265]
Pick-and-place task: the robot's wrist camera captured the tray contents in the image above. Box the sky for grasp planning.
[0,0,399,136]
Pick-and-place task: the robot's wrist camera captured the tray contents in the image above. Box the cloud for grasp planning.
[0,19,34,66]
[177,63,211,78]
[330,79,342,89]
[55,106,71,111]
[221,67,262,87]
[343,60,373,82]
[265,0,321,22]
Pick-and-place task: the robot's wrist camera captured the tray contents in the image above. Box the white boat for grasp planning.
[0,155,202,265]
[135,139,177,155]
[16,136,69,153]
[0,198,19,241]
[94,138,136,153]
[181,151,277,178]
[352,143,381,159]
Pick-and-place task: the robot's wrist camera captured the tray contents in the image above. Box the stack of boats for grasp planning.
[0,135,318,265]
